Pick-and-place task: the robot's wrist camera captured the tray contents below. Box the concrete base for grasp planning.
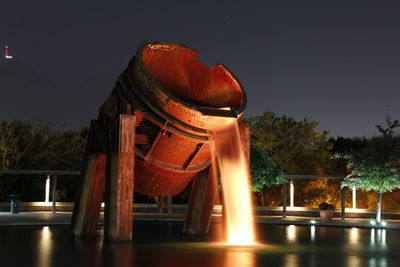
[1,212,400,230]
[1,203,400,220]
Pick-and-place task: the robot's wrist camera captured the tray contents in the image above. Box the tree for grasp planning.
[23,122,87,170]
[0,121,31,170]
[250,146,286,192]
[246,112,333,206]
[246,111,333,174]
[0,120,87,201]
[337,116,400,224]
[250,146,286,206]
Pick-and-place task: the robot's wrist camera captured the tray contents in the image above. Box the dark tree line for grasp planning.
[0,120,87,201]
[1,114,399,211]
[334,117,400,223]
[247,112,400,211]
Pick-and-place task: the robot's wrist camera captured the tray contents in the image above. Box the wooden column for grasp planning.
[73,153,107,237]
[167,196,173,214]
[183,163,218,235]
[104,114,136,241]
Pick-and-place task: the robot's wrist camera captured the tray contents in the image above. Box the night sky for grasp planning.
[1,0,400,137]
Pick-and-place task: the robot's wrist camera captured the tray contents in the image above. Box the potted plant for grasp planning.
[318,202,335,221]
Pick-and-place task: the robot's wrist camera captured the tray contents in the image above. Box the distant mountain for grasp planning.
[0,58,121,129]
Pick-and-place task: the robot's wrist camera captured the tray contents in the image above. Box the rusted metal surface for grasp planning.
[73,41,247,240]
[98,41,247,197]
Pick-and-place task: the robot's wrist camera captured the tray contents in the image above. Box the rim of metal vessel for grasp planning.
[136,40,247,118]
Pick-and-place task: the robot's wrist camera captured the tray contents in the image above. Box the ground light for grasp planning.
[370,220,387,226]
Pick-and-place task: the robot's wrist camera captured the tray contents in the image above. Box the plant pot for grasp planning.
[319,209,334,222]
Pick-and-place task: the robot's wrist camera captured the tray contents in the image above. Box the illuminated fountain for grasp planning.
[209,118,255,245]
[72,41,255,245]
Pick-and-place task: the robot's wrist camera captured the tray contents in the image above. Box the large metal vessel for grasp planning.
[99,41,247,197]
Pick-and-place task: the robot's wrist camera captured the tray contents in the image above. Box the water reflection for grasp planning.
[371,229,375,245]
[369,258,387,267]
[309,254,317,267]
[347,255,361,267]
[224,250,255,267]
[103,243,134,267]
[284,254,299,267]
[1,224,397,267]
[37,226,52,267]
[382,229,386,245]
[287,225,297,243]
[73,238,103,267]
[370,229,387,248]
[310,226,315,242]
[349,227,360,246]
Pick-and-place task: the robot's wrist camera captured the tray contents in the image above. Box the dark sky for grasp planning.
[1,0,400,137]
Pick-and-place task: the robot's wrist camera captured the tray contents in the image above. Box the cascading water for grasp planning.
[209,118,256,246]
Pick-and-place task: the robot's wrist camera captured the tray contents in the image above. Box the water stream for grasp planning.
[209,118,255,245]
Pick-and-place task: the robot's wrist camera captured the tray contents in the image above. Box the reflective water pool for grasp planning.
[0,222,399,267]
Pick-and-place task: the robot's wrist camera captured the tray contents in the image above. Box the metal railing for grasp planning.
[0,170,80,213]
[0,171,364,218]
[284,175,347,218]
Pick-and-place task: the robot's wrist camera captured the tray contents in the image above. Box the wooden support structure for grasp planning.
[73,114,136,241]
[167,196,173,214]
[73,153,107,237]
[104,114,136,241]
[183,163,218,235]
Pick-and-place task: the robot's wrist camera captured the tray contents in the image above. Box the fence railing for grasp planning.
[0,171,365,218]
[284,175,348,218]
[0,170,80,213]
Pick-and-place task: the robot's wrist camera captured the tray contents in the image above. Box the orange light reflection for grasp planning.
[209,119,256,246]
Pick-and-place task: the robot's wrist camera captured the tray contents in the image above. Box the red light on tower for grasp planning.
[5,45,13,59]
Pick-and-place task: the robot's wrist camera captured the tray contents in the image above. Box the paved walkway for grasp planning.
[1,212,400,230]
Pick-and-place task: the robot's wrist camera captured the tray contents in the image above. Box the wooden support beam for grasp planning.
[183,163,218,235]
[167,196,173,214]
[73,153,107,237]
[104,114,136,241]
